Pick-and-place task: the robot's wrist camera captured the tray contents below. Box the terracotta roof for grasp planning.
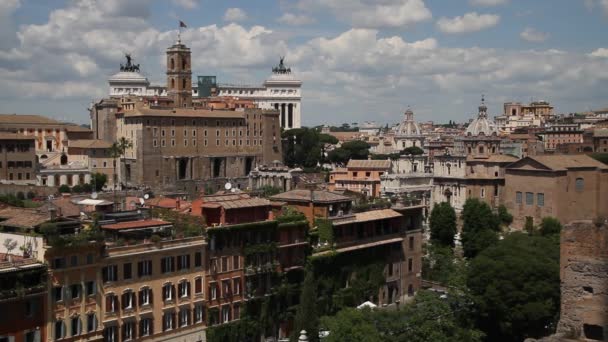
[125,107,246,119]
[0,133,35,140]
[68,139,113,149]
[333,209,402,226]
[0,207,50,228]
[146,197,191,210]
[101,219,172,231]
[347,159,391,169]
[270,189,351,203]
[202,193,251,202]
[512,155,608,171]
[37,197,81,217]
[201,197,271,210]
[0,114,90,132]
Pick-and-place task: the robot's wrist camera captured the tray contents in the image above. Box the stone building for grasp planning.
[329,159,392,197]
[495,100,554,134]
[504,155,608,229]
[113,103,282,192]
[166,38,192,108]
[0,133,36,184]
[67,140,115,189]
[537,124,584,152]
[381,155,433,218]
[270,189,353,226]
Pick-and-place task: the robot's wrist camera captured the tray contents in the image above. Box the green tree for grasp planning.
[293,270,319,341]
[90,173,107,192]
[402,146,424,155]
[467,232,560,341]
[71,184,83,194]
[497,205,513,226]
[283,128,326,168]
[461,198,500,258]
[328,140,371,164]
[429,202,457,247]
[258,185,282,198]
[58,184,71,193]
[319,133,339,163]
[524,216,535,234]
[320,308,382,342]
[539,217,561,236]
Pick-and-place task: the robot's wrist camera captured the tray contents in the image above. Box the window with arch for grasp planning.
[171,78,175,89]
[170,58,175,69]
[182,58,187,70]
[575,178,584,192]
[182,78,186,89]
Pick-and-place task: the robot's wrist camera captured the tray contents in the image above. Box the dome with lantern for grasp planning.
[465,95,498,136]
[395,108,422,136]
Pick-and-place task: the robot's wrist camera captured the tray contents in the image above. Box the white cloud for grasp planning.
[584,0,608,15]
[589,48,608,58]
[437,12,500,34]
[297,0,431,28]
[172,0,198,9]
[277,13,316,25]
[223,8,247,22]
[520,27,549,42]
[469,0,508,6]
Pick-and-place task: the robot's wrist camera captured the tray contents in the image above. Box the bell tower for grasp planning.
[166,37,192,108]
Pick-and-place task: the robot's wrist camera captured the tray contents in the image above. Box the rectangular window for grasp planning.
[161,256,174,273]
[123,263,132,280]
[178,281,190,298]
[87,313,97,333]
[222,257,228,272]
[70,255,78,267]
[408,258,413,272]
[55,321,65,340]
[163,284,174,302]
[525,192,534,205]
[122,322,134,341]
[122,291,135,310]
[53,257,65,269]
[194,252,202,267]
[139,287,151,306]
[177,254,190,271]
[537,193,544,207]
[105,295,118,313]
[409,236,414,250]
[140,318,152,337]
[85,281,95,296]
[233,255,239,270]
[70,284,81,299]
[195,277,202,294]
[163,312,174,331]
[516,191,522,204]
[54,286,63,302]
[194,303,204,323]
[180,309,190,327]
[102,265,118,283]
[138,260,152,277]
[221,305,231,323]
[233,278,241,295]
[86,253,93,264]
[210,283,217,300]
[161,139,166,147]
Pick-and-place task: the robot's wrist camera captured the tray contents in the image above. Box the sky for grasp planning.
[1,0,608,126]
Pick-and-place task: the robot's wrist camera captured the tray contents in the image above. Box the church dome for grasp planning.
[465,96,498,136]
[395,108,421,136]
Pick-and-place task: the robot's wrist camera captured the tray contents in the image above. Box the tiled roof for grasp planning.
[146,197,191,210]
[510,155,608,171]
[0,133,35,140]
[0,114,90,132]
[101,219,172,231]
[346,159,391,169]
[270,189,351,203]
[202,197,271,210]
[0,207,50,228]
[466,154,518,163]
[68,139,113,149]
[333,209,402,226]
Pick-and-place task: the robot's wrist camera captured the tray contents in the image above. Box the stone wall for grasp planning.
[557,220,608,341]
[0,184,58,197]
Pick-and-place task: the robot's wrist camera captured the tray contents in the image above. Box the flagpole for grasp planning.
[178,21,181,44]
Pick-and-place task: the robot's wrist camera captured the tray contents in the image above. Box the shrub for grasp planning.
[16,192,25,200]
[58,184,71,193]
[150,234,162,244]
[26,191,36,199]
[81,183,93,193]
[71,184,83,193]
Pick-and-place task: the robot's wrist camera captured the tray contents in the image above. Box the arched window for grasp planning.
[170,58,175,69]
[171,79,175,89]
[182,58,187,70]
[60,154,68,165]
[512,108,516,116]
[182,79,186,89]
[575,178,584,192]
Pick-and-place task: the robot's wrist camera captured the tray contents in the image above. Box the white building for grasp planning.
[108,56,302,129]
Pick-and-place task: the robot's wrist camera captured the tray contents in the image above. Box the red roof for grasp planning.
[101,219,172,231]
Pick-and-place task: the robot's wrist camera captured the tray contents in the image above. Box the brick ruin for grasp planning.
[556,220,608,341]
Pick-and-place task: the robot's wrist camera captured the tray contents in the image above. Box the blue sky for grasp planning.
[1,0,608,126]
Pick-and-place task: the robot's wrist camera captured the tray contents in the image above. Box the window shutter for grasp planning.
[139,320,143,337]
[105,296,112,312]
[138,290,143,306]
[177,256,182,270]
[162,286,166,301]
[131,292,136,308]
[161,259,166,273]
[149,289,153,304]
[171,285,176,300]
[122,293,127,309]
[114,296,119,312]
[186,255,190,268]
[138,262,143,277]
[172,257,176,272]
[195,278,201,293]
[187,282,190,296]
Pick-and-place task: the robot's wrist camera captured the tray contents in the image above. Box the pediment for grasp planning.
[506,157,553,171]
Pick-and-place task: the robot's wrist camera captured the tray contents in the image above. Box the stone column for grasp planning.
[47,175,55,187]
[84,173,92,184]
[281,103,286,128]
[59,174,68,186]
[72,174,80,186]
[288,103,293,128]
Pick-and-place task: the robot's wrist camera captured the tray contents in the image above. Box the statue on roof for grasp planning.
[120,53,140,72]
[272,56,291,74]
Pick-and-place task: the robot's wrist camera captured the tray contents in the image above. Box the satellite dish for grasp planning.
[139,198,145,205]
[143,193,150,200]
[91,192,98,199]
[224,182,232,190]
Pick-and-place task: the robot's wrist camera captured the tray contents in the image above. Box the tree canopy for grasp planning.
[283,128,338,168]
[467,232,560,341]
[429,202,457,247]
[328,140,371,164]
[293,270,319,341]
[539,217,562,236]
[402,146,424,155]
[461,198,500,258]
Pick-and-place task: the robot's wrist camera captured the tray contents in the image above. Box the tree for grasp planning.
[539,217,561,236]
[524,216,535,234]
[320,308,382,342]
[3,238,18,259]
[90,173,107,192]
[328,140,370,164]
[58,184,71,193]
[109,143,121,190]
[81,183,93,193]
[402,146,424,156]
[283,128,326,168]
[71,184,83,194]
[461,198,500,258]
[429,202,457,247]
[293,270,319,341]
[497,205,513,226]
[467,232,560,341]
[258,185,282,198]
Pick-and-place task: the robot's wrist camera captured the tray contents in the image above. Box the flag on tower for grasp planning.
[179,20,187,28]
